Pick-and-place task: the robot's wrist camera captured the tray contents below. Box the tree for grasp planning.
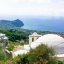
[0,46,7,61]
[7,42,15,51]
[14,44,57,64]
[28,44,56,64]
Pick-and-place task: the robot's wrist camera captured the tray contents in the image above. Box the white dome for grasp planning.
[30,34,64,49]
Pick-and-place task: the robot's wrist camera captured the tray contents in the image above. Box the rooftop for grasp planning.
[29,32,42,37]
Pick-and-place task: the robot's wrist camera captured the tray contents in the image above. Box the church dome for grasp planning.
[30,34,64,49]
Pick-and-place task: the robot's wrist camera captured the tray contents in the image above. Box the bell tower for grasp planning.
[29,32,42,45]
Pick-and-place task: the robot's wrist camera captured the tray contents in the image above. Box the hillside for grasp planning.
[0,19,24,29]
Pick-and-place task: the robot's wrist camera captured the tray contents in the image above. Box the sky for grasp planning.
[0,0,64,17]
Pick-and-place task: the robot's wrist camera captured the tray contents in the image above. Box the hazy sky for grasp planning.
[0,0,64,17]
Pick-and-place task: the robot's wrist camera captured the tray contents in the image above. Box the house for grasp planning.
[0,33,8,47]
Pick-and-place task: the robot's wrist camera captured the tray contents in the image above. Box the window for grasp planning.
[32,38,34,42]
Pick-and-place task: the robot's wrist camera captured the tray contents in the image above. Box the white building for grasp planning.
[29,32,42,45]
[30,34,64,49]
[30,33,64,58]
[7,32,64,58]
[0,33,8,47]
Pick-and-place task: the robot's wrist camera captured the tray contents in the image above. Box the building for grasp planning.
[30,33,64,59]
[30,34,64,49]
[0,33,8,47]
[29,32,42,45]
[6,32,64,58]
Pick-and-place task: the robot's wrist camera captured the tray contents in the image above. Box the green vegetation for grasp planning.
[7,41,25,51]
[0,46,8,62]
[12,44,56,64]
[0,29,64,64]
[7,42,15,51]
[0,41,64,64]
[0,29,29,42]
[1,44,57,64]
[0,29,64,42]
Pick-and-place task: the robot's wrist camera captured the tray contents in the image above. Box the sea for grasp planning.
[21,17,64,32]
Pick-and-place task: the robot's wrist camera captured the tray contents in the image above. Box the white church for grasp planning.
[7,32,64,58]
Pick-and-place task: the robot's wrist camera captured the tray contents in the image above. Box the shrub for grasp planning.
[13,44,57,64]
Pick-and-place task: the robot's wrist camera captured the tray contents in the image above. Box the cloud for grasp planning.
[0,0,64,17]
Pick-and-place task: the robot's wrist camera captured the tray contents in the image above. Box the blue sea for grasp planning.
[21,17,64,32]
